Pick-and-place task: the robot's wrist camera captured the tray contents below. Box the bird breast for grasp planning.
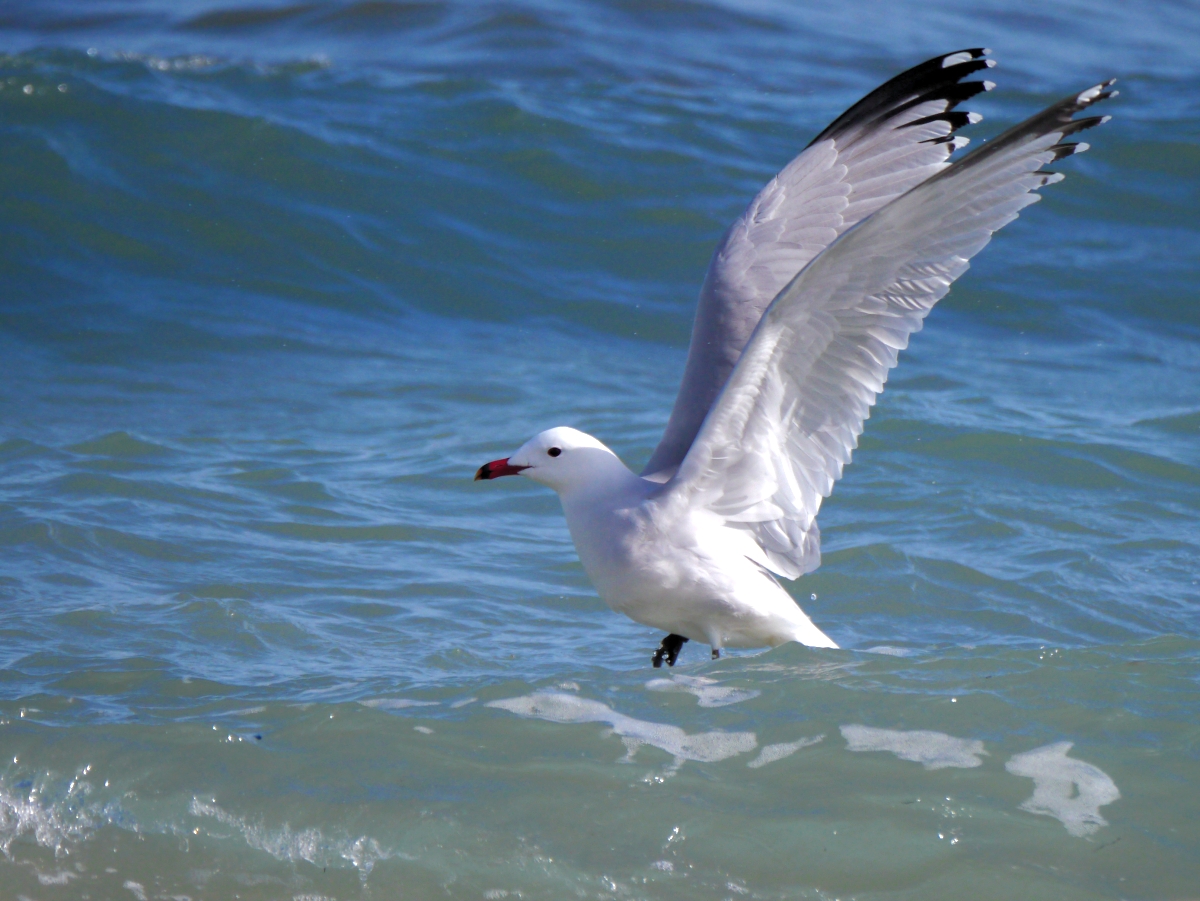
[563,492,726,611]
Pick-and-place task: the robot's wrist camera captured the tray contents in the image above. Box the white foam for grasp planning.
[0,771,114,855]
[841,725,987,769]
[124,881,148,901]
[645,675,760,708]
[357,698,438,710]
[36,870,77,885]
[188,799,390,874]
[863,645,917,657]
[487,692,756,769]
[114,51,220,73]
[747,735,824,768]
[1005,742,1120,836]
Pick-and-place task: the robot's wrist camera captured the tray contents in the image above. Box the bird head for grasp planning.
[474,427,623,494]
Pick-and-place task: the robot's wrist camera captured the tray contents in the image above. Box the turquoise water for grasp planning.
[2,1,1199,898]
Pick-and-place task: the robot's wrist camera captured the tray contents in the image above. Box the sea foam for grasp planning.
[188,799,391,875]
[840,725,987,769]
[645,674,760,707]
[1005,742,1120,836]
[487,692,756,770]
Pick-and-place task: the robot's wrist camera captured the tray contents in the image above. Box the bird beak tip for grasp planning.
[475,457,527,481]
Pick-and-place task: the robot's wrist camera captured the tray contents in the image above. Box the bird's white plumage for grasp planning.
[509,427,839,649]
[479,54,1115,659]
[656,81,1115,581]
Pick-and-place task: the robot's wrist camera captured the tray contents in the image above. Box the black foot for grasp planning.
[712,648,720,660]
[652,634,688,668]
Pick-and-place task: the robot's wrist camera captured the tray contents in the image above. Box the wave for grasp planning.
[0,767,128,856]
[188,797,393,875]
[0,770,393,887]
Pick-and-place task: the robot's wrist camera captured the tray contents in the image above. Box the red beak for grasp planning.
[474,457,529,481]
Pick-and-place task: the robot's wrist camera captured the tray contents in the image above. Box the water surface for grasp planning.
[2,1,1199,898]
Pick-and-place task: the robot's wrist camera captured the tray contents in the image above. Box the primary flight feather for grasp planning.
[476,51,1115,666]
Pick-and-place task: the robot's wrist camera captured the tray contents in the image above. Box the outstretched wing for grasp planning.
[659,82,1116,579]
[643,49,997,478]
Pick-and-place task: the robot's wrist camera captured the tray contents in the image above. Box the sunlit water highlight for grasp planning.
[1,1,1198,898]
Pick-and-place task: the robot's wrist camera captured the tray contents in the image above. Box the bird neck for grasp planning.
[556,455,649,511]
[556,458,655,593]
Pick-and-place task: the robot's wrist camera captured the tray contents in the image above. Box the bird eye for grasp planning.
[547,447,562,457]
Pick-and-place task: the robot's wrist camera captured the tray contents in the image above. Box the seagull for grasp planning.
[476,50,1115,667]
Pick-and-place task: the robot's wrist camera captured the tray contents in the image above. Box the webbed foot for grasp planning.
[652,634,688,668]
[711,648,720,660]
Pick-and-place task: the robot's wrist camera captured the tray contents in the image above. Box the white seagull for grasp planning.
[476,50,1115,667]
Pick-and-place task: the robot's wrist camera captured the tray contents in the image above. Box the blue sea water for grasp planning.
[1,1,1199,898]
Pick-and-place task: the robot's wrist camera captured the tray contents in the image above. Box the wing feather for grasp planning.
[660,81,1117,579]
[643,49,996,478]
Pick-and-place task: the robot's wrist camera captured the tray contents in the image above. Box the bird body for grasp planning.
[475,50,1115,665]
[504,428,838,652]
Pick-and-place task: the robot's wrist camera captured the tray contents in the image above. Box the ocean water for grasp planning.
[2,1,1199,898]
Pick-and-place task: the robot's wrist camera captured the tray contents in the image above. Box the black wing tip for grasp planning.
[1058,113,1111,138]
[1074,79,1119,109]
[938,48,992,65]
[906,108,984,131]
[1046,78,1118,137]
[809,48,999,147]
[1050,141,1089,162]
[933,76,1117,185]
[937,48,998,74]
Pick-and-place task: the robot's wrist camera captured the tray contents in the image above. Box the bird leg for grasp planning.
[711,648,720,660]
[652,634,688,668]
